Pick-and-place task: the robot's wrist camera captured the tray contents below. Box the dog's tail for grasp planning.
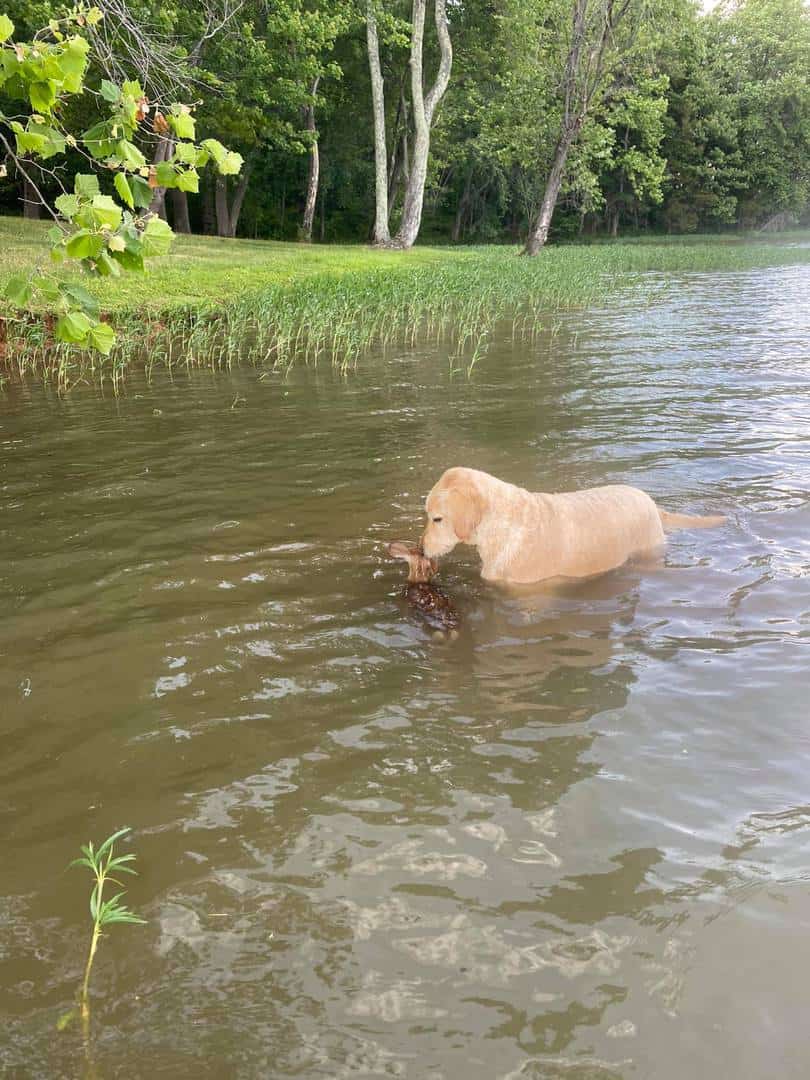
[658,508,726,531]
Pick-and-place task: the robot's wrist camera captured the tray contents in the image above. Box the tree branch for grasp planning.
[424,0,453,127]
[0,133,65,227]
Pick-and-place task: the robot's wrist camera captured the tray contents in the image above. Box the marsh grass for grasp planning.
[2,218,809,390]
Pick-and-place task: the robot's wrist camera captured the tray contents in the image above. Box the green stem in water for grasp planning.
[67,827,146,1039]
[81,920,101,1023]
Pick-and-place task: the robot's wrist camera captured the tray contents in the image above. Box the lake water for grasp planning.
[2,262,810,1079]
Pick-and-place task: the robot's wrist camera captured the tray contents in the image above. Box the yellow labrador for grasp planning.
[421,466,725,584]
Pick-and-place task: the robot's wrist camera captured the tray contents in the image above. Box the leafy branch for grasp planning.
[1,5,242,354]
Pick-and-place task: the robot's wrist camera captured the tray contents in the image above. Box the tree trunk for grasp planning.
[523,129,575,255]
[215,175,231,237]
[22,174,42,219]
[301,77,321,242]
[387,153,402,213]
[215,167,251,238]
[391,0,452,249]
[366,2,391,245]
[386,81,412,215]
[451,166,473,243]
[523,0,628,255]
[228,167,250,237]
[170,188,192,234]
[148,135,172,219]
[202,176,216,235]
[387,80,404,194]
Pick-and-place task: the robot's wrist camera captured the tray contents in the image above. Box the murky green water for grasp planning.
[2,263,810,1079]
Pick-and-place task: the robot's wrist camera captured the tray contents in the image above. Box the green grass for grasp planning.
[0,217,458,310]
[2,216,809,389]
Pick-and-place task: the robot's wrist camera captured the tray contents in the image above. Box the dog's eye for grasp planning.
[432,517,443,523]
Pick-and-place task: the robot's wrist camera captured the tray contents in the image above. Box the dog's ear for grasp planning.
[445,482,483,542]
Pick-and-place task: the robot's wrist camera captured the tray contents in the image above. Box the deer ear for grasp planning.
[386,541,415,560]
[446,484,483,542]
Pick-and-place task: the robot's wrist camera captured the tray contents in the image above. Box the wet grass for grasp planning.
[2,216,809,391]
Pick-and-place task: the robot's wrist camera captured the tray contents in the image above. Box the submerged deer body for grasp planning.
[386,541,460,635]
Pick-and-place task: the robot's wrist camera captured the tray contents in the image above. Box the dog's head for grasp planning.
[386,540,437,583]
[421,468,485,559]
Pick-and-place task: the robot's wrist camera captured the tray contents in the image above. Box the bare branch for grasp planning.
[0,134,66,228]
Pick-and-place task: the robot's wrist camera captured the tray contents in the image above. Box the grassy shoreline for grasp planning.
[2,217,809,389]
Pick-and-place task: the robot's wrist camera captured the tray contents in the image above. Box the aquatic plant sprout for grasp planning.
[69,827,146,1031]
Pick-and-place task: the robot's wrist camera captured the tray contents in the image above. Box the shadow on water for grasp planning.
[2,262,810,1078]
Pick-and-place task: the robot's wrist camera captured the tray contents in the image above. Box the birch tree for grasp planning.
[300,76,321,240]
[365,0,451,248]
[366,0,391,244]
[391,0,452,247]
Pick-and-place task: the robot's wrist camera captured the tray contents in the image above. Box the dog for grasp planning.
[421,467,725,584]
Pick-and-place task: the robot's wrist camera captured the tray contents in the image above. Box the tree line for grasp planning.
[2,0,808,250]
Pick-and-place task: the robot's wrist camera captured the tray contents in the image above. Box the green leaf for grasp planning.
[88,322,115,354]
[4,273,32,307]
[171,142,199,166]
[69,855,95,871]
[56,310,92,344]
[85,7,103,27]
[114,172,134,210]
[200,139,243,176]
[129,175,153,209]
[59,36,89,93]
[101,910,147,925]
[27,122,65,160]
[0,14,14,42]
[29,80,57,113]
[95,827,132,860]
[111,247,144,272]
[74,173,100,199]
[65,230,104,260]
[141,217,174,257]
[61,283,100,316]
[201,138,227,167]
[33,275,62,302]
[12,125,47,154]
[168,110,195,140]
[83,121,117,159]
[121,79,143,99]
[100,79,119,103]
[96,251,121,277]
[154,161,176,187]
[91,194,122,230]
[175,168,199,194]
[56,1008,78,1032]
[55,193,80,219]
[116,140,146,169]
[220,152,243,176]
[105,853,136,872]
